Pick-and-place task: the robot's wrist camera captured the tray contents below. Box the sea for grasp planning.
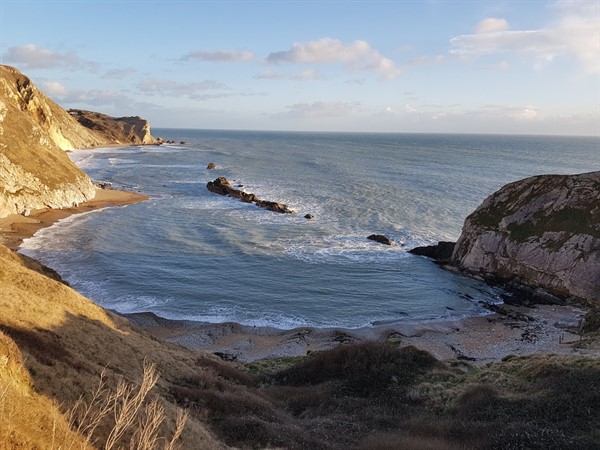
[20,130,599,329]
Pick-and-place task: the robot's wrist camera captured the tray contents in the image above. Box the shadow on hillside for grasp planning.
[2,314,600,449]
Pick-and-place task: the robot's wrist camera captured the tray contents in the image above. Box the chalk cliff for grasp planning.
[0,65,99,217]
[452,171,600,304]
[0,65,156,218]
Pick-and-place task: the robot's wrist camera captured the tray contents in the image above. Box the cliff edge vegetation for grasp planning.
[452,171,600,305]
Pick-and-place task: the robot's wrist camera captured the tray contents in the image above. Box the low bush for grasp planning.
[270,343,440,395]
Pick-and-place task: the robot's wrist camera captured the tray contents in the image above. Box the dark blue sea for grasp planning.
[20,131,599,328]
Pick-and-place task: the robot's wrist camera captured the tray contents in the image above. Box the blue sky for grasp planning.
[1,0,598,135]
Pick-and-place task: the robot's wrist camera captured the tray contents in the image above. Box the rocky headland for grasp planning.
[68,109,156,145]
[412,172,600,306]
[452,171,600,305]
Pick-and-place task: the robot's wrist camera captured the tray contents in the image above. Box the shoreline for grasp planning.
[2,177,596,366]
[0,188,149,250]
[124,300,597,364]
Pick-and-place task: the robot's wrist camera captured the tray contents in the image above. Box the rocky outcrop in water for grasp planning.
[451,171,600,305]
[207,176,293,214]
[409,241,455,260]
[367,234,392,245]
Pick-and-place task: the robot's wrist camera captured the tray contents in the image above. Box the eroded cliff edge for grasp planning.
[451,171,600,304]
[0,65,155,218]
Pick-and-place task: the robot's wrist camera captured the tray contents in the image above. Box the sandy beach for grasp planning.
[2,185,597,366]
[125,300,598,365]
[0,188,149,250]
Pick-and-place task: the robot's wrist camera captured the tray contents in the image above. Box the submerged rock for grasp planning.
[367,234,392,245]
[207,162,217,170]
[304,214,314,219]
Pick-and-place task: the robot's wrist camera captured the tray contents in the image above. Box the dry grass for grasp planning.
[0,244,223,448]
[1,242,599,449]
[67,361,188,450]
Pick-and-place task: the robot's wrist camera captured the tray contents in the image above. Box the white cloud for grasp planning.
[345,78,366,85]
[267,38,402,80]
[512,107,539,120]
[138,78,227,98]
[409,55,445,65]
[282,101,362,118]
[475,18,509,34]
[102,67,137,79]
[39,81,68,97]
[450,29,563,59]
[181,50,254,62]
[58,89,158,113]
[3,44,99,71]
[450,3,600,73]
[484,60,509,71]
[254,69,324,80]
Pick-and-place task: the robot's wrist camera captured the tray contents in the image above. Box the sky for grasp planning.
[1,0,599,135]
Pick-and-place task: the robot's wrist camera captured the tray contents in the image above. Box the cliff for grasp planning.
[452,171,600,304]
[69,109,156,145]
[0,65,155,218]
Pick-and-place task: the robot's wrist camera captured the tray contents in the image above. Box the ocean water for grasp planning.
[20,131,599,329]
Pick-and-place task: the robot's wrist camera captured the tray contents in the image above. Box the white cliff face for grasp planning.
[0,65,97,217]
[0,154,95,216]
[452,172,600,304]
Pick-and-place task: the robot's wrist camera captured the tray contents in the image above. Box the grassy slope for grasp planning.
[0,244,225,449]
[1,241,599,448]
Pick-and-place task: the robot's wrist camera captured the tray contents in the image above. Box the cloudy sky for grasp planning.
[1,1,598,135]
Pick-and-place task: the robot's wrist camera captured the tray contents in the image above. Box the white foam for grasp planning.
[20,207,110,253]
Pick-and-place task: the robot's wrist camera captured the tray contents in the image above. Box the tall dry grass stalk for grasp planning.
[66,360,188,450]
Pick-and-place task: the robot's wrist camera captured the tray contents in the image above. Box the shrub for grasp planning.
[271,343,440,396]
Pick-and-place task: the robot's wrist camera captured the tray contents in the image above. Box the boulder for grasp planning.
[409,241,455,261]
[206,176,233,195]
[304,214,314,219]
[256,200,292,214]
[207,162,217,170]
[367,234,392,245]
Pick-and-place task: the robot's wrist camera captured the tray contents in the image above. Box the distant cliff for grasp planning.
[68,109,156,145]
[0,65,156,218]
[451,171,600,304]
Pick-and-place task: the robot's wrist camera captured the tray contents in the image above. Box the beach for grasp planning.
[0,188,148,250]
[124,301,596,365]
